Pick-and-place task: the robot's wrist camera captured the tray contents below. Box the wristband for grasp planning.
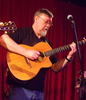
[65,56,71,62]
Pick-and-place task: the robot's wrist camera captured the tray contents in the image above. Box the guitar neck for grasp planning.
[45,39,86,57]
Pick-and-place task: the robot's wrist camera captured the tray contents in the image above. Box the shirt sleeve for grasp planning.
[7,28,27,44]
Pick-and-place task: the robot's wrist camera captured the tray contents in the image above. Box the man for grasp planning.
[0,8,76,100]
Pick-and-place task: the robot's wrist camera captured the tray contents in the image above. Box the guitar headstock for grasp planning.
[0,21,17,33]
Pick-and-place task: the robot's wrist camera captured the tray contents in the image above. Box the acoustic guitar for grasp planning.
[7,38,86,81]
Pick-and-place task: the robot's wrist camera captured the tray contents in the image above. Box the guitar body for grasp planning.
[7,42,52,81]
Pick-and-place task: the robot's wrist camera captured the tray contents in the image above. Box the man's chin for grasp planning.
[40,31,47,37]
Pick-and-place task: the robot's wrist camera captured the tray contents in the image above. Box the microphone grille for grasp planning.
[67,15,73,20]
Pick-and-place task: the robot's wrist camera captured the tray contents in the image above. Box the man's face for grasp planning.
[35,14,53,37]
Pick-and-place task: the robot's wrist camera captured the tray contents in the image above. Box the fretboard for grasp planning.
[44,39,86,57]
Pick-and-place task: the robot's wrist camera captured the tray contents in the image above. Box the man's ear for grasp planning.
[35,16,38,22]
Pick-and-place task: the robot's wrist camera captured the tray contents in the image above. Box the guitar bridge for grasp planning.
[25,57,32,68]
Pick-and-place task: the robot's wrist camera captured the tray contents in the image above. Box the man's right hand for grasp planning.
[25,50,40,60]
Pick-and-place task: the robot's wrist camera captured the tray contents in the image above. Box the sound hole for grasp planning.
[38,52,44,62]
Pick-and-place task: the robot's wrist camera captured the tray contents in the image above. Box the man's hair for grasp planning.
[33,8,54,21]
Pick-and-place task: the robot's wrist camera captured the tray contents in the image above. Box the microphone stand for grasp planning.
[69,18,86,100]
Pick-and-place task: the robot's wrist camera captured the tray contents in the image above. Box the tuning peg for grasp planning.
[0,22,4,27]
[4,31,8,34]
[4,22,8,26]
[8,21,12,25]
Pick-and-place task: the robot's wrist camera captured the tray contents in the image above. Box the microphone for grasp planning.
[67,14,74,23]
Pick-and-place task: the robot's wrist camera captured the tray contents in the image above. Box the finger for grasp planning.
[34,55,39,59]
[35,51,40,55]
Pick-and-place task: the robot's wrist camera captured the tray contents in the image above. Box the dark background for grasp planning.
[60,0,86,7]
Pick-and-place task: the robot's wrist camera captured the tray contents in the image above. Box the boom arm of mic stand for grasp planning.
[71,21,86,100]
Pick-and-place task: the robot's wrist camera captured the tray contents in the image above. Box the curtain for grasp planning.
[0,0,86,100]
